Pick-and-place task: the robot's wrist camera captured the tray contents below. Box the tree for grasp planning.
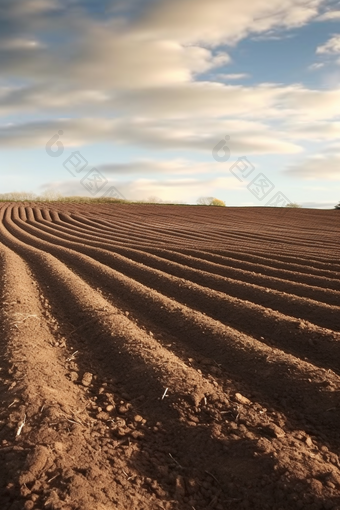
[210,198,226,206]
[197,197,225,206]
[334,202,340,210]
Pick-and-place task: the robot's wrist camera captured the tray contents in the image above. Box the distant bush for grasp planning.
[0,192,188,206]
[335,202,340,210]
[197,197,214,205]
[145,196,163,203]
[0,192,127,204]
[285,203,301,208]
[0,192,37,201]
[197,197,225,206]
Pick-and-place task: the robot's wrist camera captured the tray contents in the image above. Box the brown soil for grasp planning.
[0,202,340,510]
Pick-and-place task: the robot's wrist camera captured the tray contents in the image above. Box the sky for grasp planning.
[0,0,340,207]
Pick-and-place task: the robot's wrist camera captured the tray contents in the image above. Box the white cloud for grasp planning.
[40,174,242,202]
[216,73,250,80]
[308,62,324,70]
[285,152,340,180]
[251,32,296,41]
[70,29,232,88]
[2,81,340,126]
[0,0,328,90]
[116,83,340,123]
[317,10,340,20]
[0,38,42,49]
[0,33,231,88]
[278,85,340,120]
[137,0,325,45]
[0,117,303,155]
[97,159,220,176]
[316,34,340,54]
[113,82,285,118]
[286,121,340,140]
[12,0,61,14]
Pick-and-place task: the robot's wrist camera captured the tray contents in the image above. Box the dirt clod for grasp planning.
[81,372,93,387]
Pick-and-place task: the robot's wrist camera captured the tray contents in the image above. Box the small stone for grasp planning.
[308,478,323,496]
[305,436,313,447]
[131,430,144,439]
[81,372,93,387]
[263,423,285,439]
[69,371,78,382]
[118,405,129,414]
[235,393,251,405]
[329,471,340,487]
[106,405,114,412]
[96,411,110,420]
[330,454,339,465]
[134,415,143,423]
[53,442,64,453]
[20,485,31,497]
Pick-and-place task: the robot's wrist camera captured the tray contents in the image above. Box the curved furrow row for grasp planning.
[74,203,340,254]
[60,206,340,269]
[73,203,336,246]
[19,208,340,331]
[4,207,295,510]
[50,208,340,279]
[28,209,340,308]
[59,206,337,260]
[0,235,255,509]
[57,202,340,266]
[11,209,340,375]
[0,242,149,509]
[173,247,340,278]
[29,207,340,293]
[138,247,340,305]
[3,204,340,434]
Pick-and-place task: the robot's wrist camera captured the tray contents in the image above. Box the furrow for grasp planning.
[27,208,340,304]
[16,210,340,335]
[2,205,340,453]
[50,209,340,279]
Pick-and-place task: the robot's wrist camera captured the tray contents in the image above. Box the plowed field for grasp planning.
[0,202,340,510]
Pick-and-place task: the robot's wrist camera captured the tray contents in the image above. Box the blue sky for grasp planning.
[0,0,340,207]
